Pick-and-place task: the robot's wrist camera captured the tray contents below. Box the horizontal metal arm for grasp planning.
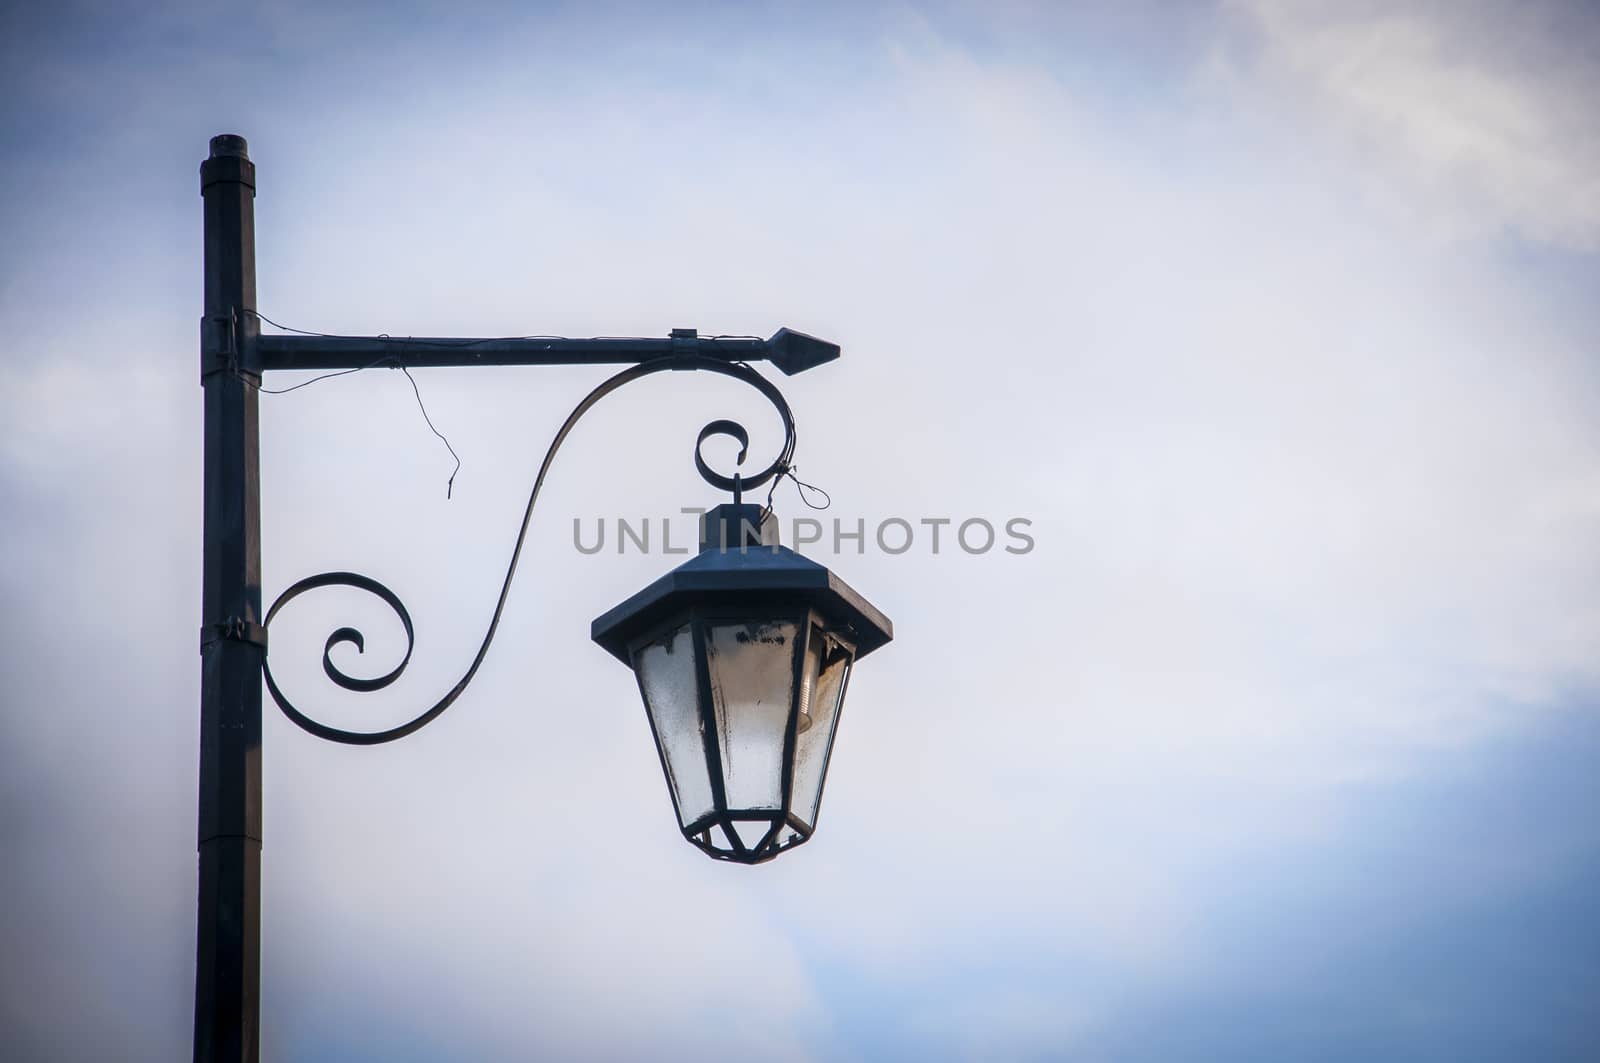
[255,326,839,376]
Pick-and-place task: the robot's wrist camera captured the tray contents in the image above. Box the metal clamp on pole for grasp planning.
[199,308,260,383]
[200,616,269,654]
[669,327,700,368]
[199,314,235,381]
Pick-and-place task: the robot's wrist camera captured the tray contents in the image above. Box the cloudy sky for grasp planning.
[3,1,1598,1059]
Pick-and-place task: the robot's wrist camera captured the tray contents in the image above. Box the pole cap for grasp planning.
[209,134,249,160]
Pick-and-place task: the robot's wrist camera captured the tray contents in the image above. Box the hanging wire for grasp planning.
[243,308,748,347]
[762,464,832,522]
[248,314,462,499]
[399,365,462,498]
[257,357,391,394]
[246,308,575,347]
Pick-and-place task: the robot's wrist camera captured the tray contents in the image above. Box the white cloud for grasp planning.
[1221,0,1600,249]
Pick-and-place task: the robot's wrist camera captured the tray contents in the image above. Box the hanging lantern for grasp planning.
[592,504,892,863]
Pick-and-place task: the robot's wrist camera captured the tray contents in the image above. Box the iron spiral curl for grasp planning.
[261,356,797,745]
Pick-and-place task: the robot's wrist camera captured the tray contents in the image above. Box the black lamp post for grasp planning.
[195,134,892,1062]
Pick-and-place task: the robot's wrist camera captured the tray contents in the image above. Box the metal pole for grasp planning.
[196,133,263,1063]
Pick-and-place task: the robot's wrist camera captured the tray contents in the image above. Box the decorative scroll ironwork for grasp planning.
[261,355,798,745]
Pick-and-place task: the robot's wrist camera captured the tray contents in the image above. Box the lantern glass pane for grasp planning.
[634,624,714,829]
[705,620,800,811]
[792,630,851,830]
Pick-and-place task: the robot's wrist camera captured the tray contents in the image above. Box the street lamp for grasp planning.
[196,134,892,1061]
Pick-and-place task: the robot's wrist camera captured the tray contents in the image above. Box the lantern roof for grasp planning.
[591,504,893,664]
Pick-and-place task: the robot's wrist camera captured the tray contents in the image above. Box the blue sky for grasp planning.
[2,2,1598,1060]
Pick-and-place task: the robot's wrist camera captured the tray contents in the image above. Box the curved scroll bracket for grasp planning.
[688,367,795,495]
[262,355,797,745]
[695,419,749,493]
[263,571,430,745]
